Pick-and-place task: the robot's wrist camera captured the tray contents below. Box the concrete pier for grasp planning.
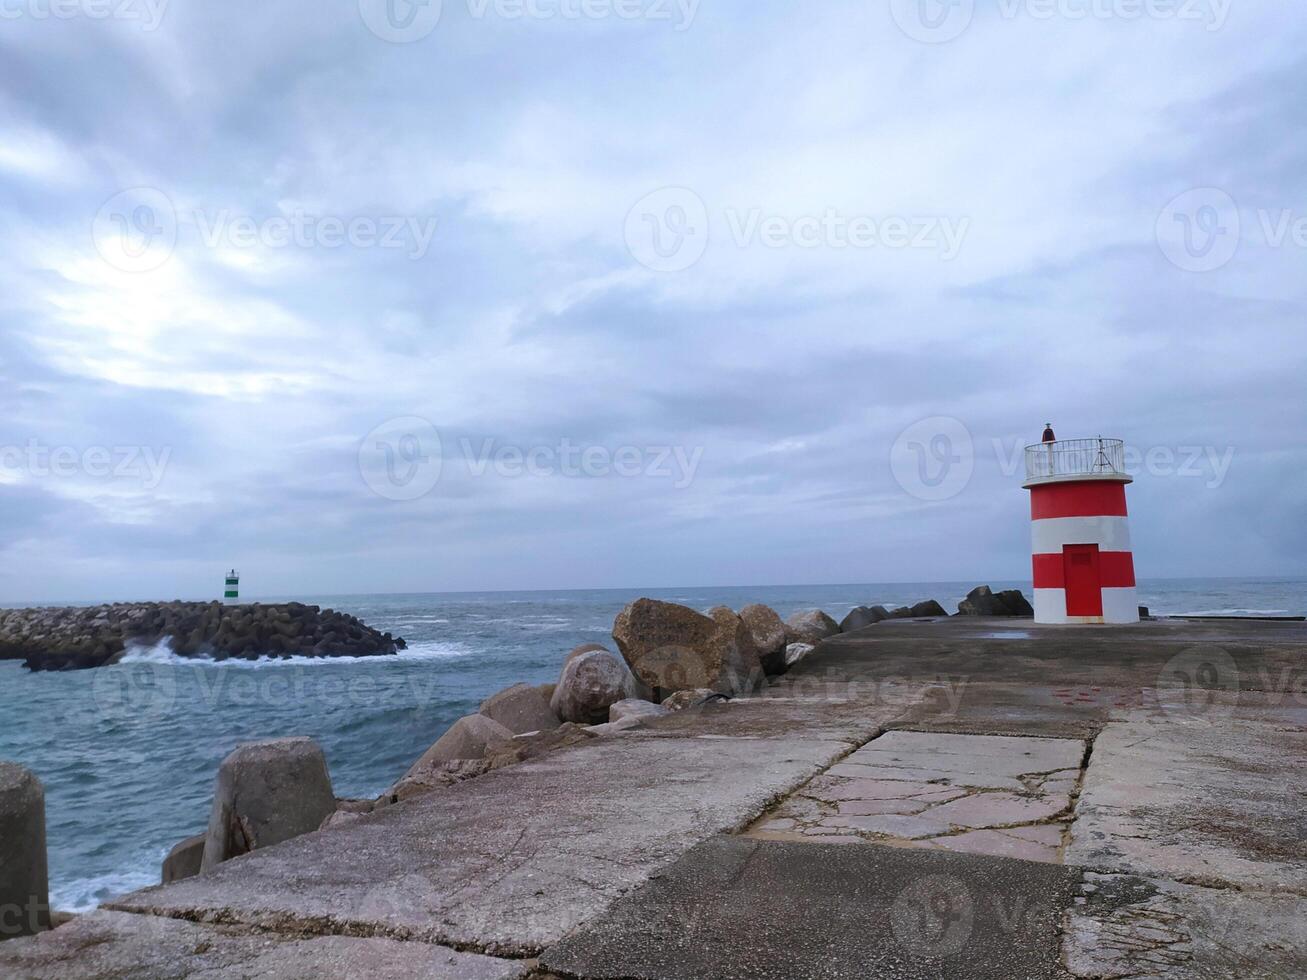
[1,617,1304,977]
[0,764,49,942]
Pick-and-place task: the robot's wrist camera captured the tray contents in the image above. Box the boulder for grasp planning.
[957,586,1034,617]
[910,599,948,618]
[738,604,787,675]
[161,833,205,884]
[564,643,610,666]
[888,606,913,618]
[410,714,515,771]
[661,688,719,712]
[996,590,1034,616]
[612,599,763,699]
[0,763,49,939]
[707,608,767,692]
[785,642,816,668]
[479,682,561,736]
[384,759,491,806]
[535,683,556,705]
[483,723,595,771]
[839,606,888,632]
[784,609,841,644]
[199,738,337,872]
[550,649,637,724]
[957,586,1000,615]
[609,699,669,724]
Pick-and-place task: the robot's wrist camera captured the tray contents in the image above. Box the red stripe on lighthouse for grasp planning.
[1033,551,1136,588]
[1030,481,1129,520]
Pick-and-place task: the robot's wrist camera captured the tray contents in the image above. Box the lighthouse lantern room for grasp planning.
[1023,434,1138,624]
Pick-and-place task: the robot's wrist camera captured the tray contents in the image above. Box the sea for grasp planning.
[0,578,1302,913]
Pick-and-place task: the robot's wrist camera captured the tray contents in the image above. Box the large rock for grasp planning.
[411,714,515,770]
[957,586,1035,617]
[996,590,1035,616]
[479,683,561,736]
[784,609,841,645]
[738,604,787,675]
[551,649,637,724]
[839,606,889,632]
[385,759,492,806]
[785,642,816,669]
[707,608,767,691]
[0,763,49,940]
[564,643,610,666]
[909,599,948,618]
[161,834,205,885]
[200,738,337,872]
[612,599,763,700]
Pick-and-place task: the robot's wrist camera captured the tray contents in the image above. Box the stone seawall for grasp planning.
[0,602,405,672]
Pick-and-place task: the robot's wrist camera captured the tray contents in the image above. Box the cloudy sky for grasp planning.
[1,0,1304,602]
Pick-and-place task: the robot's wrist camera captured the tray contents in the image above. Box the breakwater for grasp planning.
[0,602,405,672]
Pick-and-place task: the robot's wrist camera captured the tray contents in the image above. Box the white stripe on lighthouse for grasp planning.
[1031,515,1132,555]
[1034,586,1139,625]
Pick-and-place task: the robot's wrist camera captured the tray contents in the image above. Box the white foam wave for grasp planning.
[117,638,471,669]
[51,869,157,914]
[1167,608,1292,617]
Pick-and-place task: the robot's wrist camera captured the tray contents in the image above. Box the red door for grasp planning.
[1063,544,1103,617]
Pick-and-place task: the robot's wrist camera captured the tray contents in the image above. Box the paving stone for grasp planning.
[835,798,929,816]
[825,763,1028,791]
[1042,778,1079,795]
[927,792,1071,829]
[1003,824,1066,846]
[1062,873,1307,978]
[805,773,961,799]
[823,813,953,839]
[929,830,1060,864]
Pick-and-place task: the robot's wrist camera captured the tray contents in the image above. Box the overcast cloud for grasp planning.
[1,0,1304,602]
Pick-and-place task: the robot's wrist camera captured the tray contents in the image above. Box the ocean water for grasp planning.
[0,578,1302,913]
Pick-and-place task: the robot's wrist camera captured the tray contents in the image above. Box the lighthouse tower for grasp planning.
[1023,434,1138,624]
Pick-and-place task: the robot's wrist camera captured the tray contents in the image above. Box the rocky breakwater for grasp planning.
[0,601,405,672]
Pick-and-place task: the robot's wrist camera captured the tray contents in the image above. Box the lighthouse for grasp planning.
[1023,433,1138,624]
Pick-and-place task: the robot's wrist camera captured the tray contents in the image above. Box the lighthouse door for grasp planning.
[1063,544,1103,617]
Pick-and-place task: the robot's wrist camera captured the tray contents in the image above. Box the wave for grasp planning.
[1165,608,1292,617]
[117,638,472,669]
[51,868,158,914]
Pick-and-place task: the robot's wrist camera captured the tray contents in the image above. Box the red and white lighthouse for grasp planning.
[1023,435,1138,624]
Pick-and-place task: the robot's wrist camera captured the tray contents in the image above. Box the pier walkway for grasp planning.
[2,618,1304,978]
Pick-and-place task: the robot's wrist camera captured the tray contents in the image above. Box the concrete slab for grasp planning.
[540,835,1079,979]
[108,712,886,957]
[1062,872,1307,978]
[0,910,528,980]
[785,616,1307,738]
[1066,717,1307,891]
[745,731,1083,863]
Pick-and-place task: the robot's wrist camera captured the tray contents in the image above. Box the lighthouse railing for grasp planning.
[1025,438,1126,482]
